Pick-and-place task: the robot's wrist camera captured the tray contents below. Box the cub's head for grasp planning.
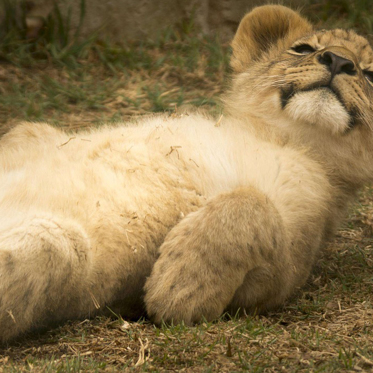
[226,5,373,185]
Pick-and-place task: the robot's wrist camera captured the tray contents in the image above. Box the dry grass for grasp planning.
[0,22,228,136]
[0,58,226,136]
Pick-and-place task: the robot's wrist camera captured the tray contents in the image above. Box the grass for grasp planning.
[0,0,228,135]
[0,28,227,135]
[0,0,373,372]
[307,0,373,34]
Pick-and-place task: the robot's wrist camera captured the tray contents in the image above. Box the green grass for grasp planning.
[0,0,229,131]
[0,0,93,67]
[308,0,373,34]
[3,356,108,373]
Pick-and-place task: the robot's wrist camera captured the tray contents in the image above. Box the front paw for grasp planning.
[144,210,249,325]
[144,243,226,325]
[144,187,281,325]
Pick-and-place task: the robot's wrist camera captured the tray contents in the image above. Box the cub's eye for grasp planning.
[291,44,316,55]
[363,70,373,84]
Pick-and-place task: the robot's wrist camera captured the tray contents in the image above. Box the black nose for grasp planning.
[318,51,356,77]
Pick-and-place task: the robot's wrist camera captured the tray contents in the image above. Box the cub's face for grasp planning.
[227,5,373,184]
[279,29,373,135]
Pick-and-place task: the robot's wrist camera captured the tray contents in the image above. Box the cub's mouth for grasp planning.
[280,84,356,133]
[281,83,345,110]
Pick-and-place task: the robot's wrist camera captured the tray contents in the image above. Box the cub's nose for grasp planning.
[318,51,356,77]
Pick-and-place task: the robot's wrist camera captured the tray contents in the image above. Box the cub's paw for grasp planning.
[144,204,253,324]
[143,209,237,325]
[144,187,286,325]
[144,243,226,325]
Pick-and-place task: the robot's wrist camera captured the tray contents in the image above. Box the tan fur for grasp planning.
[1,5,373,343]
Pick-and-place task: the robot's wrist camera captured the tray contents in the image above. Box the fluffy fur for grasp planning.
[1,5,373,343]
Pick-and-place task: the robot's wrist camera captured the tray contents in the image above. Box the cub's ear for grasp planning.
[231,5,313,73]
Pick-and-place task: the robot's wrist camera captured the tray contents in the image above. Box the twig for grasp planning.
[135,338,149,366]
[356,352,373,366]
[88,290,101,309]
[57,137,76,149]
[7,310,16,324]
[166,146,182,159]
[189,158,199,167]
[215,114,223,127]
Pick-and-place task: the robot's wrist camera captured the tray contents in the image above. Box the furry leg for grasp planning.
[0,214,92,343]
[144,186,291,325]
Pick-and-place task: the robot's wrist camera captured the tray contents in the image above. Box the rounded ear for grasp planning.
[231,5,313,73]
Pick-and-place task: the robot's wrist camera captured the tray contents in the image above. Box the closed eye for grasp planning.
[291,44,316,55]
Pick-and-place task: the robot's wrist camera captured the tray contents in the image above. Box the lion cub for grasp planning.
[1,5,373,343]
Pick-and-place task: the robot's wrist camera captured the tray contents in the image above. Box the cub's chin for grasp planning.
[283,88,351,135]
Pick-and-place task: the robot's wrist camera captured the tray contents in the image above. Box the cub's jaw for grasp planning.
[282,88,352,135]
